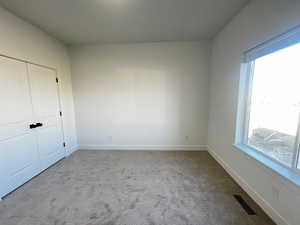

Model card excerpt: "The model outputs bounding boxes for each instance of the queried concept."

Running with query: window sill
[233,143,300,187]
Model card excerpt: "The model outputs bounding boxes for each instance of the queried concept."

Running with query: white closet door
[27,64,65,171]
[0,57,40,198]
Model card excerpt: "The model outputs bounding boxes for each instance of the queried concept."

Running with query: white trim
[78,145,207,151]
[234,63,250,143]
[207,145,290,225]
[244,24,300,62]
[66,145,79,156]
[54,69,67,158]
[242,61,255,144]
[292,109,300,169]
[234,144,300,187]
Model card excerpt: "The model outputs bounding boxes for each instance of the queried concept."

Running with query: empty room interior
[1,0,300,225]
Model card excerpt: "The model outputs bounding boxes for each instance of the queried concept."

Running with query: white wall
[207,1,300,225]
[70,42,210,150]
[0,6,77,154]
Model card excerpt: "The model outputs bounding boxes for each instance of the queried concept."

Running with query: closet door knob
[29,123,43,129]
[35,123,43,127]
[29,124,37,129]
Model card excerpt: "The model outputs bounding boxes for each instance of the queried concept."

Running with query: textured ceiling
[0,0,249,45]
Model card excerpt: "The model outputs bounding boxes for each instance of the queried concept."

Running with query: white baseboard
[207,146,289,225]
[66,145,79,156]
[78,145,207,151]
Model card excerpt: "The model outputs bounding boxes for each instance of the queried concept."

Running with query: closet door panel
[28,65,59,117]
[36,124,63,169]
[0,57,39,198]
[0,134,39,195]
[0,57,32,124]
[27,64,65,171]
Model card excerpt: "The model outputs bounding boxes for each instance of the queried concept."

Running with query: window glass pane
[247,43,300,167]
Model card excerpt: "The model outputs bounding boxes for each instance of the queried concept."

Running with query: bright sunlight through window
[236,27,300,175]
[247,43,300,167]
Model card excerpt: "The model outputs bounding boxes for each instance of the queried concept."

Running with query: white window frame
[235,25,300,184]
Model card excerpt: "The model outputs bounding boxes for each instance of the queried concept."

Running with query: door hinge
[56,77,59,83]
[59,111,62,116]
[63,142,66,147]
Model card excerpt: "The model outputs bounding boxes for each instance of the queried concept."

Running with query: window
[236,26,300,176]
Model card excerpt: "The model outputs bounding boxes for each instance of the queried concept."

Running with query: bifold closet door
[27,64,65,171]
[0,57,39,197]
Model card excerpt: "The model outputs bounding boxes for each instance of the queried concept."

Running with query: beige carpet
[0,150,275,225]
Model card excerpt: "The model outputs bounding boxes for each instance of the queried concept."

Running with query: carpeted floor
[0,150,275,225]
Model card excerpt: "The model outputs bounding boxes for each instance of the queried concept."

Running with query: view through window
[245,43,300,168]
